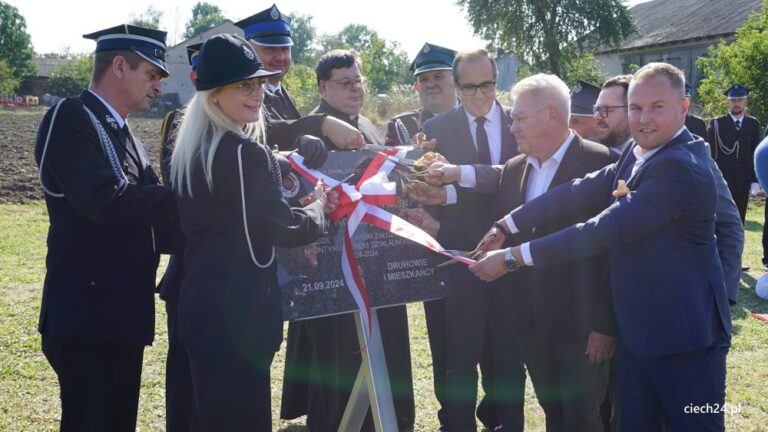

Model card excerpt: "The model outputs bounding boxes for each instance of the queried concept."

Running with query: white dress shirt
[505,132,575,264]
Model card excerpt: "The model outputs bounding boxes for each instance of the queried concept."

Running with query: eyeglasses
[231,79,266,97]
[459,81,496,96]
[327,77,365,90]
[593,105,628,118]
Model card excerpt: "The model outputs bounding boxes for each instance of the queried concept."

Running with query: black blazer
[310,99,383,149]
[496,135,618,343]
[34,90,178,346]
[176,132,325,353]
[264,85,302,121]
[708,114,761,187]
[685,114,707,139]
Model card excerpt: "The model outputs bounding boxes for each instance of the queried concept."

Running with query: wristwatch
[503,248,521,273]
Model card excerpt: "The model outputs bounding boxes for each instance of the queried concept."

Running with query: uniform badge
[243,46,255,60]
[422,44,431,54]
[280,172,301,198]
[105,115,118,130]
[270,5,279,19]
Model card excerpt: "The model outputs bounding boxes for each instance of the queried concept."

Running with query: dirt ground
[0,110,163,203]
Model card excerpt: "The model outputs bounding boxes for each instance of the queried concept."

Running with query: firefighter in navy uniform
[683,83,708,139]
[708,84,762,224]
[34,24,178,432]
[159,43,201,184]
[235,4,366,152]
[385,43,458,146]
[569,80,601,141]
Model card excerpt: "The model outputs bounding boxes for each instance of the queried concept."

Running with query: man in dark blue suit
[406,48,524,431]
[471,62,731,431]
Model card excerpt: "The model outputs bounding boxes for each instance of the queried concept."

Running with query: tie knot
[476,116,487,126]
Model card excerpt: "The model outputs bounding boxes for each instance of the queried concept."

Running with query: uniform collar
[86,89,126,128]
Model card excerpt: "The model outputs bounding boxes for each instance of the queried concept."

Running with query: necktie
[735,119,741,131]
[476,116,492,164]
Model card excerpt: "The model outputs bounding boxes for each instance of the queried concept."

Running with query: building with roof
[18,58,70,97]
[596,0,763,91]
[161,20,241,109]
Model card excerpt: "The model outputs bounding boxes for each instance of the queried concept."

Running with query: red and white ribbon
[288,152,474,335]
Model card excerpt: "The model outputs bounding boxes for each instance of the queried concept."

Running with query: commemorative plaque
[277,150,449,321]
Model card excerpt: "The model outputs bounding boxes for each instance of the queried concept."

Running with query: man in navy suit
[471,62,731,431]
[406,48,524,431]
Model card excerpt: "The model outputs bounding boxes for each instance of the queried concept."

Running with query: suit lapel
[452,106,479,163]
[281,87,302,119]
[499,105,519,162]
[549,135,583,189]
[626,129,694,189]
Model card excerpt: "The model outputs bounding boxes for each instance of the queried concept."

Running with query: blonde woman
[170,33,326,430]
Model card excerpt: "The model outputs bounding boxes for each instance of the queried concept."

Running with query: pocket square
[612,180,630,198]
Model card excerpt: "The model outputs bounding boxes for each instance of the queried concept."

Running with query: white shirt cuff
[458,165,477,188]
[444,185,457,205]
[520,242,534,266]
[504,214,520,234]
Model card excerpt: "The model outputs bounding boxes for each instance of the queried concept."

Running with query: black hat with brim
[83,24,169,77]
[570,80,601,116]
[410,43,456,75]
[234,4,293,47]
[186,42,203,69]
[195,34,280,91]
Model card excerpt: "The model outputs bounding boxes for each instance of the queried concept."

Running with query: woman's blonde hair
[170,88,267,197]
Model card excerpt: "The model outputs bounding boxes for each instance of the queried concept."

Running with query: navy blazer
[34,90,178,346]
[508,130,731,357]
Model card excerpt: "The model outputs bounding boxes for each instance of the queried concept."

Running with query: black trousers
[165,300,194,432]
[516,331,610,432]
[444,281,526,432]
[42,334,144,432]
[185,347,274,432]
[727,180,749,223]
[425,298,501,429]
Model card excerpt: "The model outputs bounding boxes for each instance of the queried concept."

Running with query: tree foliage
[457,0,635,76]
[316,24,410,94]
[130,6,163,30]
[0,1,36,82]
[47,55,93,98]
[516,51,607,88]
[288,13,316,66]
[697,0,768,125]
[282,63,320,116]
[184,2,226,39]
[0,59,19,94]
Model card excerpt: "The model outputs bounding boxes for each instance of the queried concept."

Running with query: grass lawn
[1,200,767,431]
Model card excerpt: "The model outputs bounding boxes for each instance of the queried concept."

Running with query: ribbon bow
[288,151,475,336]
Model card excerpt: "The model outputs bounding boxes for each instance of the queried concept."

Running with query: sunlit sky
[9,0,650,60]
